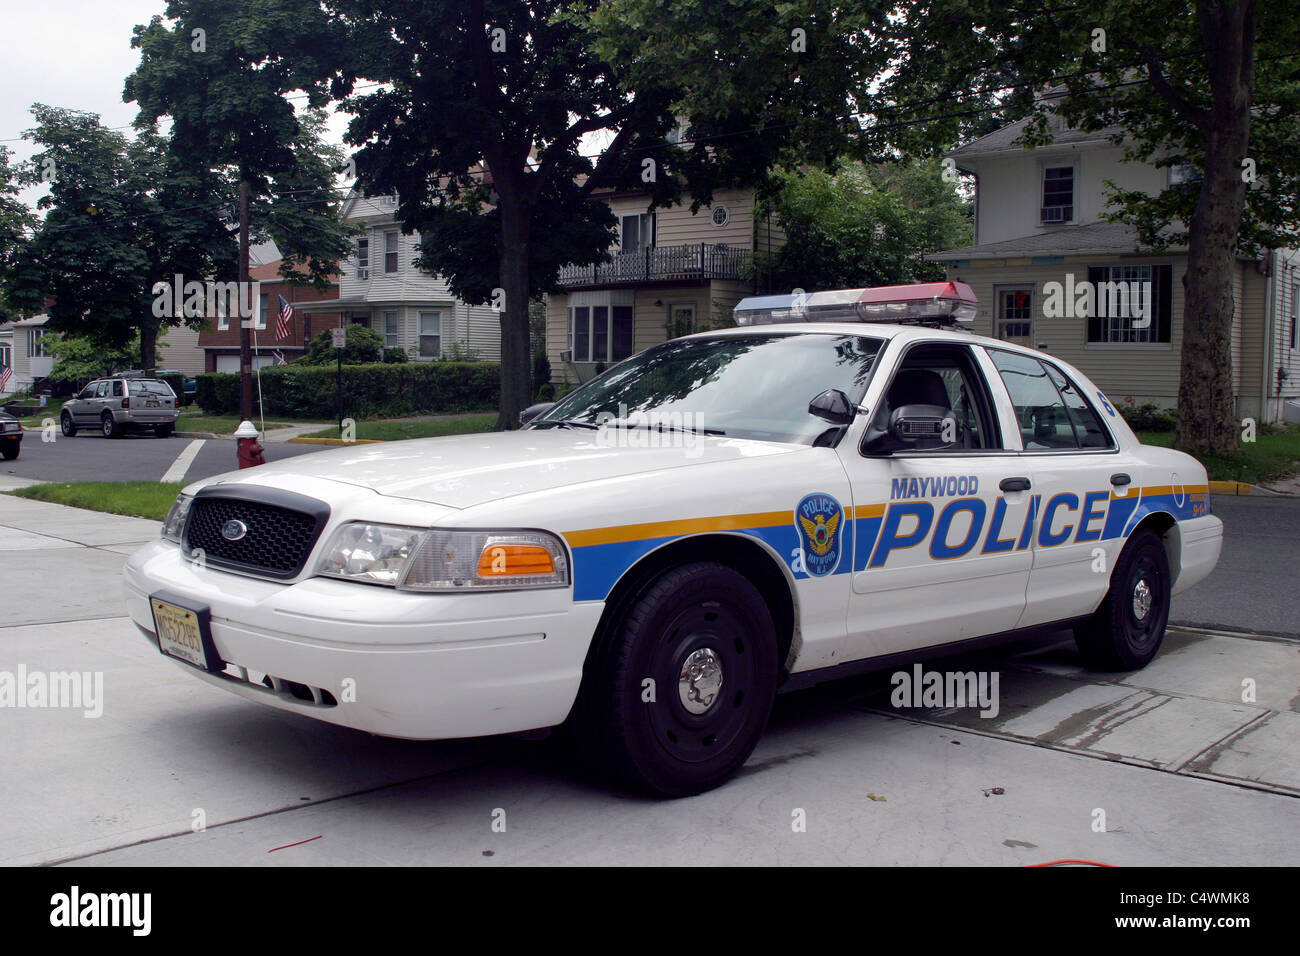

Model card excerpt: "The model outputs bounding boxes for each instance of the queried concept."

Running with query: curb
[287,437,384,446]
[1208,480,1253,495]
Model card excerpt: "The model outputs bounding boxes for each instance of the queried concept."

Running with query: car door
[983,347,1137,626]
[838,339,1034,661]
[76,381,104,424]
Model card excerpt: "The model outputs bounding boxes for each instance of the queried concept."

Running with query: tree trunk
[140,317,158,376]
[238,179,253,422]
[1174,1,1254,456]
[496,196,532,430]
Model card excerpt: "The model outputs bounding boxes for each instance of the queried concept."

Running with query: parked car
[0,411,22,459]
[61,377,179,438]
[121,368,197,406]
[125,282,1222,796]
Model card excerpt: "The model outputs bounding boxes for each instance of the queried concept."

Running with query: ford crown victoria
[123,282,1222,796]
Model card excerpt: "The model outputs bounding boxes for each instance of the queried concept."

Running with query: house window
[1291,282,1298,350]
[418,311,441,357]
[569,302,634,362]
[384,231,399,273]
[259,292,269,330]
[27,329,47,358]
[383,311,400,349]
[1041,167,1074,222]
[994,287,1034,345]
[620,213,656,254]
[0,345,10,368]
[356,238,369,277]
[667,303,696,339]
[1086,264,1173,344]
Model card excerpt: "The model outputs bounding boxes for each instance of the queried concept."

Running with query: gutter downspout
[1261,249,1276,424]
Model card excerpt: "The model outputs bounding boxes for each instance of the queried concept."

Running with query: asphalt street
[1,429,324,485]
[0,491,1294,866]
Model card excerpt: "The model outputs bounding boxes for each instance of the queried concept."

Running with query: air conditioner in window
[559,349,573,363]
[358,268,369,280]
[1040,206,1071,223]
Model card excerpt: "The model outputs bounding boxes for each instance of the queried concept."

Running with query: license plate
[146,399,160,407]
[151,595,219,672]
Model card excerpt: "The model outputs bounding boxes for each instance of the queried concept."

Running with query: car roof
[686,321,1049,359]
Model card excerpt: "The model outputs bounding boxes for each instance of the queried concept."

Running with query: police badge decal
[795,493,845,577]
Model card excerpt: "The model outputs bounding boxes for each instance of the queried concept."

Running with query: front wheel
[576,561,779,796]
[1074,527,1171,670]
[60,412,76,437]
[101,413,121,439]
[0,440,18,460]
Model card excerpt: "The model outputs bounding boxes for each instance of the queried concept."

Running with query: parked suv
[61,377,180,438]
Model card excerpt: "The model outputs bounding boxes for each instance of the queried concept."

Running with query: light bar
[733,281,978,326]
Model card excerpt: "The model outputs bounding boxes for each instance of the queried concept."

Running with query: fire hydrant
[234,420,265,469]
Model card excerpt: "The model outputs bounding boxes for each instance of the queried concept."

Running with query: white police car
[123,281,1222,796]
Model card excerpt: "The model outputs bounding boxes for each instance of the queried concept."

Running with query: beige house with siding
[295,190,501,362]
[932,117,1300,424]
[545,186,783,388]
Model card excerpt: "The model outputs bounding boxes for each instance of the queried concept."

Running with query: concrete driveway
[1,491,1295,866]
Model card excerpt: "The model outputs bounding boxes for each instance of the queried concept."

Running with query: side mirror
[890,404,958,445]
[519,401,556,426]
[808,388,856,426]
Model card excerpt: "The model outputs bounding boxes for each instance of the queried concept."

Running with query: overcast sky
[1,0,352,210]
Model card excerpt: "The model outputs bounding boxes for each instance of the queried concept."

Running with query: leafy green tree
[759,158,972,292]
[882,0,1297,455]
[46,332,153,382]
[0,148,35,323]
[125,0,356,416]
[298,324,385,365]
[8,106,234,373]
[329,0,880,428]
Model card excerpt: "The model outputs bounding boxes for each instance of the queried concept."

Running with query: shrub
[1116,397,1176,431]
[195,362,499,419]
[383,348,410,363]
[299,325,386,365]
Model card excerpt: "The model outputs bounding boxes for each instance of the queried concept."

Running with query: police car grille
[187,498,320,577]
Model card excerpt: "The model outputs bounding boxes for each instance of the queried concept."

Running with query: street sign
[332,327,347,349]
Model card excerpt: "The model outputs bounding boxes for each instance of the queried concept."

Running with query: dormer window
[1041,166,1074,223]
[384,231,399,273]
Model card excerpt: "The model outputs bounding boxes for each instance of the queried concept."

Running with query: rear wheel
[574,561,778,796]
[60,412,76,437]
[101,413,121,439]
[1074,527,1171,670]
[0,440,18,460]
[154,423,174,438]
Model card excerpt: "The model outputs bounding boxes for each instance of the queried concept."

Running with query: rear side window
[111,380,124,397]
[988,350,1113,450]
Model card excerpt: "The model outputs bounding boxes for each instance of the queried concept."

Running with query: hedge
[157,373,188,405]
[195,362,500,419]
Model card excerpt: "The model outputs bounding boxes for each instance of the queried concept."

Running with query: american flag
[276,295,294,340]
[0,363,10,392]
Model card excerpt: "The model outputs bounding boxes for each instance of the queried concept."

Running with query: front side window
[535,332,885,444]
[989,349,1112,450]
[418,311,441,357]
[863,343,1001,453]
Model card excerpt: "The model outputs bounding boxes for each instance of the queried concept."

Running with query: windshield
[534,332,884,444]
[128,380,174,397]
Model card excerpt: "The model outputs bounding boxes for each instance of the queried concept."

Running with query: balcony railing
[557,243,751,288]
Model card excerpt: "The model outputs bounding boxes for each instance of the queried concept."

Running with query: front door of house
[994,286,1035,347]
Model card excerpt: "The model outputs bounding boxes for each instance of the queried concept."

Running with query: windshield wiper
[604,420,726,436]
[531,419,600,430]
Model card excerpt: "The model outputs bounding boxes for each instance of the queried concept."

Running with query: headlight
[402,530,569,591]
[316,523,426,586]
[161,494,193,543]
[314,524,569,591]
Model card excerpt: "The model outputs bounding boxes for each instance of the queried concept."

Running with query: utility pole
[238,179,253,421]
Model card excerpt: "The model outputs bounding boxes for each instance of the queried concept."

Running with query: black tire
[0,440,18,460]
[1074,528,1172,670]
[574,561,779,797]
[101,413,121,439]
[155,423,174,438]
[60,412,76,437]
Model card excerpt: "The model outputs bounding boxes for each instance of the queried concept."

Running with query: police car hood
[205,430,803,510]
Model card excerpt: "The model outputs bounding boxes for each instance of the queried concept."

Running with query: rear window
[128,380,175,397]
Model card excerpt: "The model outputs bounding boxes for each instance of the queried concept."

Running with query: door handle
[1110,473,1132,487]
[999,477,1031,492]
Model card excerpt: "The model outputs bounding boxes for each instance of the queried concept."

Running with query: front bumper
[123,539,605,740]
